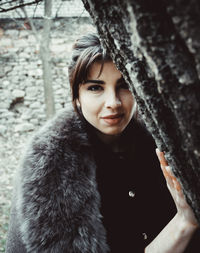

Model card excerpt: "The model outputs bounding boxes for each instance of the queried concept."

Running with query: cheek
[121,92,135,109]
[79,95,101,119]
[80,95,97,110]
[79,89,103,110]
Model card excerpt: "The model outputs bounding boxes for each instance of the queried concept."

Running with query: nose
[104,90,121,109]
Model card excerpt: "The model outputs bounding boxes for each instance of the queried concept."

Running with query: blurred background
[0,0,95,251]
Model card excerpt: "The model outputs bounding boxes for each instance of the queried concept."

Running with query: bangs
[72,48,110,98]
[68,33,112,115]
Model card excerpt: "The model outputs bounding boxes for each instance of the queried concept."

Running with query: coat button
[128,190,135,198]
[142,232,148,240]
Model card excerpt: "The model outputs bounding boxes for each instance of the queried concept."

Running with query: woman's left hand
[156,148,199,229]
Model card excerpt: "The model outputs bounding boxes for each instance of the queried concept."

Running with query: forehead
[87,61,122,79]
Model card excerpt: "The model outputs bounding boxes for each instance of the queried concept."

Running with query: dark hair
[68,33,111,112]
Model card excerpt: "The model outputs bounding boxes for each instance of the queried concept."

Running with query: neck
[95,130,124,152]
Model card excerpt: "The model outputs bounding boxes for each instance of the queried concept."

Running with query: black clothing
[91,120,176,252]
[91,119,200,252]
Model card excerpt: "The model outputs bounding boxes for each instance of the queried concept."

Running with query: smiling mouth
[101,114,124,125]
[102,114,124,119]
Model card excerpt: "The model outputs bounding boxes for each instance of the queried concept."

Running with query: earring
[76,99,81,108]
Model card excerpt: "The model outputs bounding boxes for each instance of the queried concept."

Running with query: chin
[101,127,124,136]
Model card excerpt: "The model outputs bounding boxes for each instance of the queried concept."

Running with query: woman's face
[78,61,135,137]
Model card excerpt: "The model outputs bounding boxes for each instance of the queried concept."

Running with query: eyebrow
[85,79,105,84]
[84,76,123,85]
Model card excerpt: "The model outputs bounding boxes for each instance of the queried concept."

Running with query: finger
[161,164,171,178]
[165,165,179,182]
[156,148,168,167]
[161,165,174,189]
[172,178,181,192]
[164,166,181,192]
[156,149,182,192]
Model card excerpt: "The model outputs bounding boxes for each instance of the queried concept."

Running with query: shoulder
[32,104,88,149]
[17,105,91,184]
[25,104,89,156]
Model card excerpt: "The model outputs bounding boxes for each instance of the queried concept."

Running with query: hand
[156,148,199,229]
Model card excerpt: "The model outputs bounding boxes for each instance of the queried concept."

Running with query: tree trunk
[82,0,200,222]
[40,0,55,119]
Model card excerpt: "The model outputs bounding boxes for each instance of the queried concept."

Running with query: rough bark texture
[82,0,200,222]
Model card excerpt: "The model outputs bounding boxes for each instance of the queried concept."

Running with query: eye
[87,85,103,92]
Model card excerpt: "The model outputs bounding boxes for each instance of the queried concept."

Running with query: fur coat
[6,107,109,253]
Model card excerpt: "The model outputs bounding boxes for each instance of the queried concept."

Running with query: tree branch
[0,0,43,13]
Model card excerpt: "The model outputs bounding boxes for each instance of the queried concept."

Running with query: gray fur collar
[16,107,109,253]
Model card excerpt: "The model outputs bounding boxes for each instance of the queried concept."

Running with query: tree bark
[40,0,55,119]
[82,0,200,222]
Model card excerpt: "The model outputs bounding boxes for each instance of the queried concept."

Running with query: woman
[6,33,199,252]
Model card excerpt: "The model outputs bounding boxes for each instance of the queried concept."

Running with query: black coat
[6,108,199,252]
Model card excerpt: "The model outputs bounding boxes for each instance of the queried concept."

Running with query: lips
[101,113,124,125]
[102,113,124,119]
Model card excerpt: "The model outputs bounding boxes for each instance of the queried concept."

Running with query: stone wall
[0,17,95,251]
